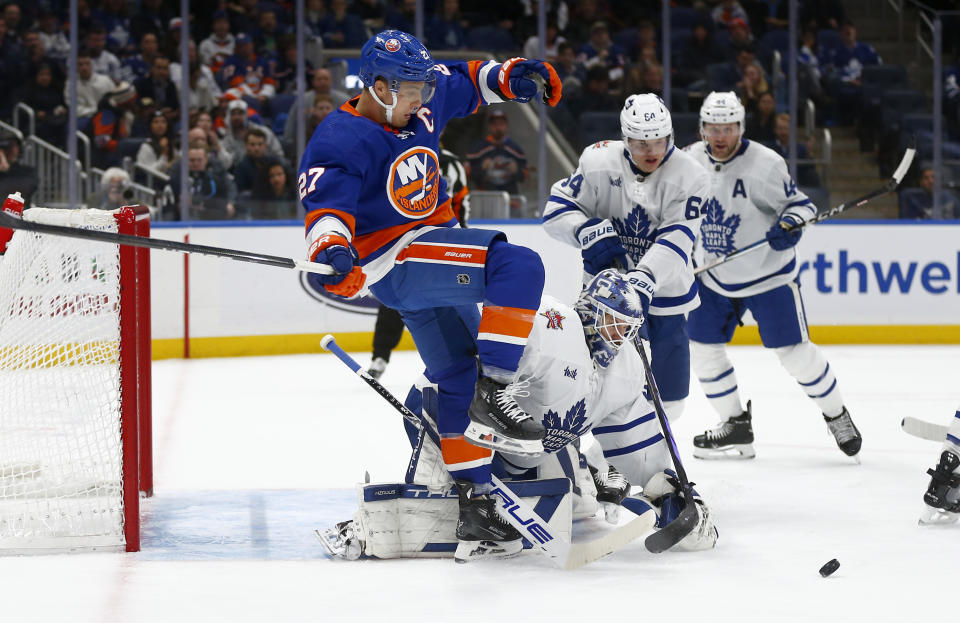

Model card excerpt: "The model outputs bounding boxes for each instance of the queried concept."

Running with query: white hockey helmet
[621,93,673,144]
[699,91,745,139]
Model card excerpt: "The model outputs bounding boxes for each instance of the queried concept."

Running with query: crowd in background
[0,0,958,220]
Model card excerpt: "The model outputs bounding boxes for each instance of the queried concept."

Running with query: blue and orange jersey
[299,59,506,284]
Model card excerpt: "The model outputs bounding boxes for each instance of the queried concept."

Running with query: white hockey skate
[316,520,364,560]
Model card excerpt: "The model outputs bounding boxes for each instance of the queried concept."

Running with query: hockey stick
[0,210,335,275]
[319,334,655,570]
[633,337,701,553]
[902,416,950,442]
[694,146,916,275]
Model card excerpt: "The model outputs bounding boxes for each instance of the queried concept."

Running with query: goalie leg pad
[321,479,572,559]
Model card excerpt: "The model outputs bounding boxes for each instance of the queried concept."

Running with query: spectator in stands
[136,111,176,176]
[711,0,749,30]
[130,0,172,45]
[737,62,769,114]
[676,20,721,88]
[745,90,776,145]
[623,61,663,100]
[253,7,288,57]
[35,8,70,63]
[282,69,350,145]
[318,0,368,48]
[121,32,160,84]
[552,41,583,91]
[72,50,117,121]
[87,166,134,211]
[900,164,960,220]
[272,34,317,96]
[821,20,880,128]
[428,0,467,50]
[227,0,260,35]
[465,108,528,198]
[0,18,27,117]
[522,15,565,62]
[726,17,753,52]
[85,23,123,83]
[577,21,626,89]
[170,40,223,106]
[945,55,960,125]
[234,127,281,196]
[221,33,277,112]
[565,64,620,121]
[220,99,285,166]
[189,113,234,170]
[134,56,179,122]
[17,62,67,146]
[164,144,236,220]
[384,0,416,34]
[163,17,184,61]
[771,113,821,188]
[93,0,133,54]
[249,162,297,219]
[200,10,235,74]
[2,1,25,38]
[87,81,138,169]
[564,0,613,48]
[22,28,64,86]
[0,129,39,207]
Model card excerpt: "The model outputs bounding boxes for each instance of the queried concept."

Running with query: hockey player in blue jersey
[300,31,563,551]
[685,92,862,460]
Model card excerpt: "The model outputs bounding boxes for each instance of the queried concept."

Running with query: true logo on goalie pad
[491,485,554,545]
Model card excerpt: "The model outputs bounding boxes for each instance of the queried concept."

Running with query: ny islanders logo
[387,146,441,219]
[699,197,740,255]
[542,399,589,453]
[384,37,401,52]
[612,206,654,263]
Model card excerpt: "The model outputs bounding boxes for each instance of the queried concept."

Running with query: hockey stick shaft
[319,334,654,569]
[0,210,335,275]
[693,147,916,275]
[633,337,700,553]
[901,416,950,443]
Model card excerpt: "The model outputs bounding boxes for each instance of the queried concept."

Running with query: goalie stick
[0,209,335,275]
[319,334,655,570]
[902,416,950,443]
[632,337,701,553]
[694,146,916,275]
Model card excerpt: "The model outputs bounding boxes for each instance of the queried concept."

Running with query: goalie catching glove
[625,469,718,552]
[494,57,563,106]
[308,232,366,297]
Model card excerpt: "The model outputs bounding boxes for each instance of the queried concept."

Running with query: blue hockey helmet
[359,30,436,104]
[576,269,645,368]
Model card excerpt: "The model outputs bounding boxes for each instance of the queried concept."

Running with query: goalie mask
[360,30,437,124]
[576,269,645,368]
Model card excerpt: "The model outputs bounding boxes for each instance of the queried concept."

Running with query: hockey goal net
[0,206,152,553]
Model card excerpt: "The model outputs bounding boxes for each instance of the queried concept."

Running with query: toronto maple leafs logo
[542,399,589,453]
[699,197,741,255]
[541,308,565,330]
[611,205,654,263]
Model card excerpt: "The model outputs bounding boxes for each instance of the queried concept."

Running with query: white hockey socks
[690,341,743,420]
[775,342,845,417]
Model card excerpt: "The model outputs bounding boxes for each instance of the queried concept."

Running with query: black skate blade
[644,497,700,554]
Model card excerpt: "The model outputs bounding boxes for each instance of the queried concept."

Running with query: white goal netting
[0,208,130,552]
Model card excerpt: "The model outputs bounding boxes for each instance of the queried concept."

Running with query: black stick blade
[643,494,700,554]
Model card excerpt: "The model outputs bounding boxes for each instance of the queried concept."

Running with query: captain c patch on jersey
[387,146,441,219]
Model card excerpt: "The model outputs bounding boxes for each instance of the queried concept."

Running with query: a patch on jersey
[542,399,589,453]
[563,366,577,379]
[541,308,565,330]
[387,146,441,219]
[699,197,741,255]
[592,140,610,149]
[612,206,654,263]
[609,176,622,188]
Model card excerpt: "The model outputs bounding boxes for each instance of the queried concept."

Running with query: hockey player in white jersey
[321,271,717,561]
[542,94,710,421]
[684,91,862,460]
[920,408,960,525]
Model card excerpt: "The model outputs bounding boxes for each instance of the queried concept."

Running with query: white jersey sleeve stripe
[591,412,656,436]
[658,223,696,243]
[785,198,813,208]
[656,238,689,264]
[601,432,664,458]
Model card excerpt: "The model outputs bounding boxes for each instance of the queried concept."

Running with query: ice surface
[1,345,958,622]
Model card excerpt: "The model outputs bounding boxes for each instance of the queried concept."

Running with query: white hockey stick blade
[490,475,654,570]
[901,417,949,442]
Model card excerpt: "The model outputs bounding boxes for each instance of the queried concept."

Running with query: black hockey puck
[819,559,840,577]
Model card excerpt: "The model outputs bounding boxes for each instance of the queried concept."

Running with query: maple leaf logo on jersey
[612,206,654,264]
[699,197,741,255]
[541,308,565,330]
[542,399,589,453]
[387,146,441,219]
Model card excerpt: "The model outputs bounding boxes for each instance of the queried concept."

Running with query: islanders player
[300,31,562,555]
[685,92,862,460]
[542,94,710,423]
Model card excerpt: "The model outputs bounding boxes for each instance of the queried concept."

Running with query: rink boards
[145,220,960,358]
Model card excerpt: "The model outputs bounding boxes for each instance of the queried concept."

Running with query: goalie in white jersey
[542,94,710,421]
[321,271,717,562]
[684,92,862,460]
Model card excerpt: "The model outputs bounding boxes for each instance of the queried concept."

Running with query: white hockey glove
[590,463,630,525]
[641,470,718,552]
[624,269,655,339]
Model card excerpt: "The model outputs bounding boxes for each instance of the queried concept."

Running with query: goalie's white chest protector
[686,139,816,298]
